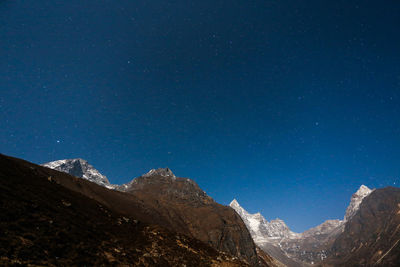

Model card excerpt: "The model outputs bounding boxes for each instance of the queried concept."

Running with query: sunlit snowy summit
[344,184,373,221]
[230,199,299,243]
[41,159,115,189]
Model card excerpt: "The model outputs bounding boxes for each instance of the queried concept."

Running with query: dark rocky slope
[1,154,273,266]
[322,187,400,266]
[120,168,260,265]
[0,154,249,266]
[40,159,263,266]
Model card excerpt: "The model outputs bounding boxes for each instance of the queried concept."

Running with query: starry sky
[1,0,400,232]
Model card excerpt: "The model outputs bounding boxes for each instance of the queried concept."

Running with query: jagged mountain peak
[142,167,176,178]
[344,184,373,221]
[231,185,376,265]
[229,200,298,243]
[230,198,240,207]
[43,158,86,167]
[229,199,251,219]
[41,158,112,188]
[355,184,372,196]
[114,168,215,206]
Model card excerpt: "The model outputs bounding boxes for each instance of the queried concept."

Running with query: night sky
[1,0,400,232]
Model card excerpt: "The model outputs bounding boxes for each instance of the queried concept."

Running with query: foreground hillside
[0,154,252,266]
[41,158,270,266]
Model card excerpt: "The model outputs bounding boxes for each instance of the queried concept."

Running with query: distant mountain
[42,159,115,189]
[230,199,299,242]
[230,185,373,265]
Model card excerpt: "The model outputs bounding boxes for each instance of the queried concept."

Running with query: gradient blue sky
[1,0,400,232]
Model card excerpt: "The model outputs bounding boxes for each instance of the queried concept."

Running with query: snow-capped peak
[229,199,298,244]
[229,199,252,219]
[43,158,86,169]
[230,199,240,208]
[143,168,176,179]
[344,184,373,221]
[231,185,373,248]
[41,158,112,188]
[355,184,372,196]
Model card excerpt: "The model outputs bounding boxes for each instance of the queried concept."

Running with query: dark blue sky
[1,0,400,232]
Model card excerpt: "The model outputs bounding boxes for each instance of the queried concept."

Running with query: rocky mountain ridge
[230,199,299,243]
[40,158,400,266]
[230,185,373,265]
[40,158,265,266]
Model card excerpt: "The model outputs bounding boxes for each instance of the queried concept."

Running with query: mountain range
[229,183,400,266]
[1,155,399,266]
[230,185,372,265]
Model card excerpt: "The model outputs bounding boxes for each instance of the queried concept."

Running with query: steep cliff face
[324,187,400,266]
[344,184,373,221]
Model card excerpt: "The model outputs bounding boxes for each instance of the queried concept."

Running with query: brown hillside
[0,154,251,266]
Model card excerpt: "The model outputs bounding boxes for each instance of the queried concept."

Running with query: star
[56,140,60,143]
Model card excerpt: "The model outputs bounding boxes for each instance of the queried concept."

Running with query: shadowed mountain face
[120,168,260,266]
[0,154,251,266]
[41,160,262,265]
[323,187,400,266]
[1,155,271,266]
